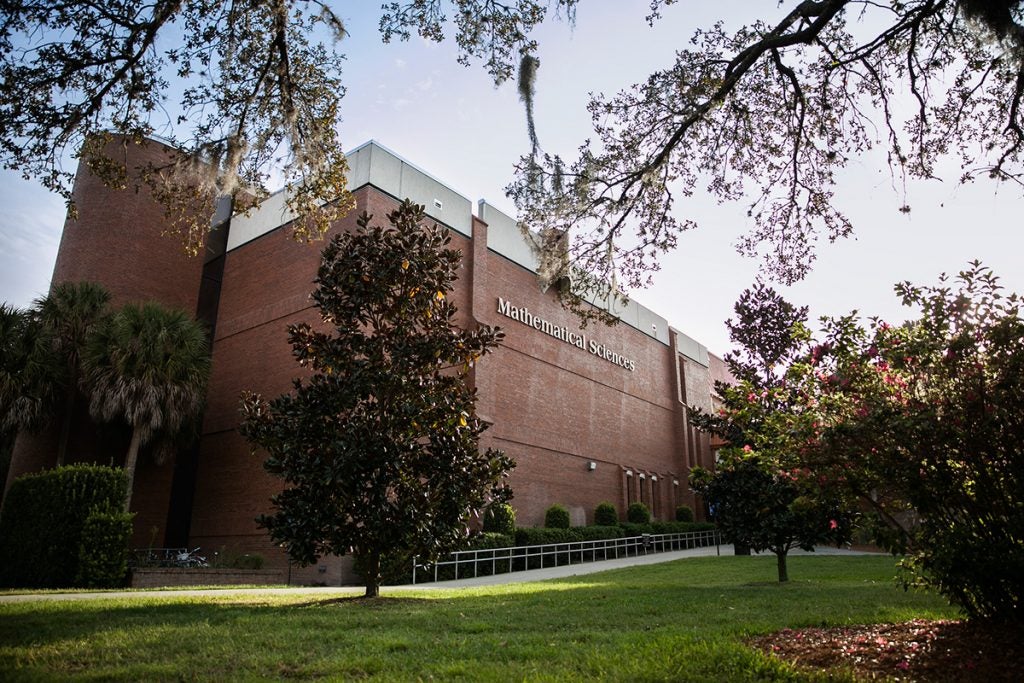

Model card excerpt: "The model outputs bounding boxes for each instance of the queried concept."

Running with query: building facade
[7,138,729,583]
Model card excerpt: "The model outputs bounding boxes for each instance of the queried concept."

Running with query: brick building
[6,138,728,583]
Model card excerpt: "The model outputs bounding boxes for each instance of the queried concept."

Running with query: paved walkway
[0,545,875,604]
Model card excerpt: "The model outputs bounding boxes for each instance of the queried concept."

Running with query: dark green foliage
[544,504,570,529]
[483,503,516,536]
[241,201,513,598]
[675,505,695,523]
[594,501,618,526]
[468,532,515,550]
[691,457,853,583]
[626,502,651,524]
[515,525,624,547]
[35,282,113,467]
[233,554,264,570]
[227,554,265,570]
[652,521,716,535]
[83,301,210,511]
[0,464,128,588]
[0,303,62,441]
[76,508,134,588]
[689,284,856,583]
[209,547,267,570]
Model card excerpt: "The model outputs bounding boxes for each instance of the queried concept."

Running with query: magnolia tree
[690,285,856,582]
[240,200,514,597]
[806,262,1024,622]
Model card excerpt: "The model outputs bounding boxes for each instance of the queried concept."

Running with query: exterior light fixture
[625,470,633,477]
[651,475,657,482]
[587,461,597,471]
[639,473,646,480]
[672,479,679,486]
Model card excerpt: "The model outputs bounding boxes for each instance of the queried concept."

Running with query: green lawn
[0,555,957,681]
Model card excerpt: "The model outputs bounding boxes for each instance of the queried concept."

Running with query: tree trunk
[776,550,789,583]
[364,552,381,598]
[122,427,143,512]
[55,389,75,467]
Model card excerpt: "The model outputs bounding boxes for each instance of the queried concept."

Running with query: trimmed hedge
[515,525,625,547]
[467,532,515,550]
[483,503,516,537]
[0,464,129,588]
[627,502,651,524]
[544,504,570,529]
[594,502,618,526]
[76,509,134,588]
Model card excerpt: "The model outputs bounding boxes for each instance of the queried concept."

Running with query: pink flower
[896,661,910,671]
[829,519,838,530]
[743,445,752,453]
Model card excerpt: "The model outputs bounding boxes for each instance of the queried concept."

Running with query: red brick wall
[15,155,718,559]
[190,184,714,552]
[51,137,207,311]
[471,237,691,526]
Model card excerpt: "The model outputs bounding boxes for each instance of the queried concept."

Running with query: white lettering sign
[496,298,637,371]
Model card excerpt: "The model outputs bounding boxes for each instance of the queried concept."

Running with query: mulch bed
[747,619,1023,681]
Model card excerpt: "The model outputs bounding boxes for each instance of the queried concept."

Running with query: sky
[0,1,1021,356]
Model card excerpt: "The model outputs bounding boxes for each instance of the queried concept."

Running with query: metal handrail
[411,530,721,584]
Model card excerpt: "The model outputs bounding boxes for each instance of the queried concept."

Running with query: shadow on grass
[290,595,428,609]
[0,556,955,651]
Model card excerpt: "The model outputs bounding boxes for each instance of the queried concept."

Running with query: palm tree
[34,282,111,466]
[1,304,54,493]
[82,302,210,511]
[0,304,61,438]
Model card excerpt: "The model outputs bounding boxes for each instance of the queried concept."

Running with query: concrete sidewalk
[0,545,873,603]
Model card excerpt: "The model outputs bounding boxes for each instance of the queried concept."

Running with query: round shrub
[627,502,651,524]
[483,503,516,536]
[594,502,618,526]
[544,504,570,529]
[675,505,695,523]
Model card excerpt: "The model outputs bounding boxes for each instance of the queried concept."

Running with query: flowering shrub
[809,263,1024,622]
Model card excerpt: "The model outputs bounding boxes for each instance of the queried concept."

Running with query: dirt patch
[748,619,1023,681]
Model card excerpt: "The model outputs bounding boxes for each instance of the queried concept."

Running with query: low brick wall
[130,568,287,588]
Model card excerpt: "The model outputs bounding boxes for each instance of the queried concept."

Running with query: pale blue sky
[1,1,1020,354]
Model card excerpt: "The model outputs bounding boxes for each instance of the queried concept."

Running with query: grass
[0,555,958,681]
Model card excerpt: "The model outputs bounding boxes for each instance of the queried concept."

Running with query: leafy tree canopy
[689,284,855,582]
[2,2,1020,294]
[239,200,514,598]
